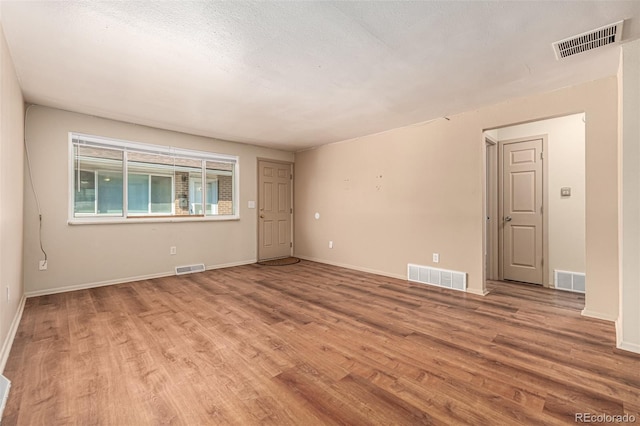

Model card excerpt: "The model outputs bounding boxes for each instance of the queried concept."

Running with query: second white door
[501,138,544,284]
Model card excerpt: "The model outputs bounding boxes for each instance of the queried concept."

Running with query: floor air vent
[0,374,10,421]
[407,264,466,292]
[553,20,624,60]
[175,264,205,275]
[554,270,585,293]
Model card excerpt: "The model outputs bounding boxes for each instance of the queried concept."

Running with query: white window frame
[68,132,239,224]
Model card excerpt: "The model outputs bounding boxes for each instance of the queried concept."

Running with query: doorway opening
[483,113,586,292]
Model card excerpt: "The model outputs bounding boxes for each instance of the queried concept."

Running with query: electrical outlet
[329,241,333,249]
[433,253,439,263]
[39,260,48,271]
[170,246,177,255]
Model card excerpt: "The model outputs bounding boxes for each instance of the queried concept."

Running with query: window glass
[71,134,237,221]
[189,178,219,215]
[73,145,123,217]
[96,171,123,214]
[174,159,202,216]
[127,174,149,214]
[151,175,172,213]
[206,180,219,215]
[206,160,234,216]
[74,170,96,214]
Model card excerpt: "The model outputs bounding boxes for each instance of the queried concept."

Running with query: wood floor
[3,261,639,425]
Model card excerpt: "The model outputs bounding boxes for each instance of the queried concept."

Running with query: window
[70,133,238,222]
[189,178,218,215]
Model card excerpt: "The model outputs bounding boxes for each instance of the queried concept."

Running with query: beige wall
[0,22,25,372]
[496,114,586,286]
[619,39,640,353]
[295,77,619,319]
[23,106,293,295]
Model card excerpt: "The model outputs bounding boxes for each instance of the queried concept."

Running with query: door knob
[505,216,512,222]
[260,214,265,219]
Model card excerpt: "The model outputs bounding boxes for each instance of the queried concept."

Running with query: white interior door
[501,138,544,284]
[258,160,292,261]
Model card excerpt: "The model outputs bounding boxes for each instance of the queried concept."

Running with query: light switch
[248,201,256,209]
[561,187,571,197]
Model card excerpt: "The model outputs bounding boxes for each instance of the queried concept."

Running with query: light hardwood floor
[3,261,639,425]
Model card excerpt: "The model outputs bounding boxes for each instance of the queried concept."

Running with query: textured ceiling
[2,1,640,151]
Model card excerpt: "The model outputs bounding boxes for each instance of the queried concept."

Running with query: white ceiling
[1,1,640,152]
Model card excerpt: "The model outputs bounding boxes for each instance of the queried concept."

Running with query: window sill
[68,215,240,225]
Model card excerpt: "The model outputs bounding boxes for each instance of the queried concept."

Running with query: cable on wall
[23,104,48,265]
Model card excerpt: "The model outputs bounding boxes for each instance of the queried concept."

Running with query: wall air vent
[0,374,10,421]
[554,270,585,293]
[175,264,205,275]
[552,20,624,60]
[407,264,466,292]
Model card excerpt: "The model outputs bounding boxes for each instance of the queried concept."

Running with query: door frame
[484,135,498,282]
[497,135,549,286]
[256,158,294,261]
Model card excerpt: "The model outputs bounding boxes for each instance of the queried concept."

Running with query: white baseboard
[25,259,257,298]
[296,256,406,280]
[467,287,490,296]
[617,339,640,354]
[297,255,487,295]
[207,259,257,271]
[581,308,617,322]
[0,295,26,374]
[615,318,640,354]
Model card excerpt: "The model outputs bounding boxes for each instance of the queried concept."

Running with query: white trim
[467,288,490,296]
[0,295,26,373]
[485,134,498,145]
[233,160,240,217]
[617,340,640,354]
[68,133,76,220]
[296,256,406,280]
[616,318,640,354]
[581,308,617,322]
[24,260,257,298]
[71,132,238,163]
[68,215,239,225]
[297,256,488,296]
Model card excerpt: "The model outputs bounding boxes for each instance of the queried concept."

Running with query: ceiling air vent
[552,20,624,60]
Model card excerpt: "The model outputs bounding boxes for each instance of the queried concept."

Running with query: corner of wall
[0,295,25,373]
[0,18,26,374]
